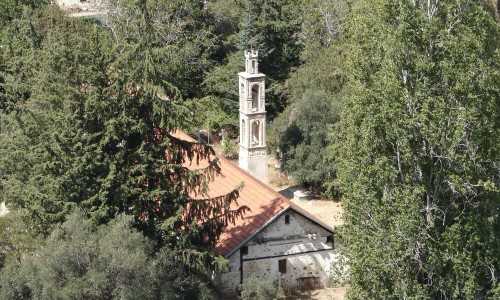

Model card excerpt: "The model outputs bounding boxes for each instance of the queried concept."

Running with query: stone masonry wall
[217,210,337,296]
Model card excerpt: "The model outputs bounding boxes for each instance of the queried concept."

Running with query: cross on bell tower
[238,50,268,184]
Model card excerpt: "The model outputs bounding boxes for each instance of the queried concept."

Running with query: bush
[329,228,350,287]
[239,276,277,300]
[329,250,350,287]
[221,132,237,159]
[0,210,218,300]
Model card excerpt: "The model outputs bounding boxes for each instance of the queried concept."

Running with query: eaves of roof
[224,205,334,258]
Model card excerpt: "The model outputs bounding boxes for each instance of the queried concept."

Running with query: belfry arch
[251,84,259,111]
[241,119,246,145]
[252,120,260,146]
[240,83,245,107]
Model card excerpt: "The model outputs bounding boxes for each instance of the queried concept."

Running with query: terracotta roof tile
[171,130,334,257]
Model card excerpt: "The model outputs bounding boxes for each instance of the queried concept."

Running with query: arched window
[241,119,246,145]
[251,85,259,111]
[240,83,245,108]
[251,60,256,74]
[252,121,260,146]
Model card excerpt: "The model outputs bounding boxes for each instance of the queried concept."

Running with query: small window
[278,259,287,273]
[241,246,248,255]
[285,215,290,224]
[327,235,334,247]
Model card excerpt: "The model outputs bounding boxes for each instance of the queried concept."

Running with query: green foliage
[0,0,49,29]
[0,212,41,270]
[0,1,247,271]
[329,250,350,287]
[221,130,237,159]
[202,0,304,129]
[239,275,278,300]
[327,226,350,287]
[239,0,303,117]
[299,0,350,48]
[268,0,350,194]
[0,211,217,300]
[333,0,500,298]
[0,6,107,231]
[192,1,244,132]
[99,0,217,99]
[198,52,243,130]
[206,0,243,45]
[270,88,338,190]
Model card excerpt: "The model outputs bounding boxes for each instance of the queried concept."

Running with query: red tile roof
[171,130,334,257]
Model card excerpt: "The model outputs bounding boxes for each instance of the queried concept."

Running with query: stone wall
[216,209,337,296]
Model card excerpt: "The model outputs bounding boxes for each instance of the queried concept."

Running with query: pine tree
[238,0,303,117]
[333,0,500,298]
[268,0,350,194]
[1,1,247,269]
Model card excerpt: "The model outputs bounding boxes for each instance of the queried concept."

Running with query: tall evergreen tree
[0,1,247,269]
[95,0,248,262]
[1,6,91,227]
[268,0,349,193]
[240,0,303,117]
[333,0,500,298]
[199,0,304,134]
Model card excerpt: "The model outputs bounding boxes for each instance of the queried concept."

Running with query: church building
[173,51,338,297]
[175,129,337,296]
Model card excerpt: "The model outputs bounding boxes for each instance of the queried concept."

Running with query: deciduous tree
[0,211,217,299]
[333,1,500,298]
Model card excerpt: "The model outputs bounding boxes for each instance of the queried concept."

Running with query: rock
[0,202,8,217]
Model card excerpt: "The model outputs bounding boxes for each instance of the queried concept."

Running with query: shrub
[239,276,277,300]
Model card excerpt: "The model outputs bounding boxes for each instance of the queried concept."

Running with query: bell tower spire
[238,50,268,184]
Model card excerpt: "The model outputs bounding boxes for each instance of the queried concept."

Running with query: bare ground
[267,156,344,229]
[276,186,344,229]
[286,286,348,300]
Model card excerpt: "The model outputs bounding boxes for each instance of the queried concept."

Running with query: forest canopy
[0,0,499,299]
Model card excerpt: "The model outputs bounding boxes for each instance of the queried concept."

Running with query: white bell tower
[238,50,268,184]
